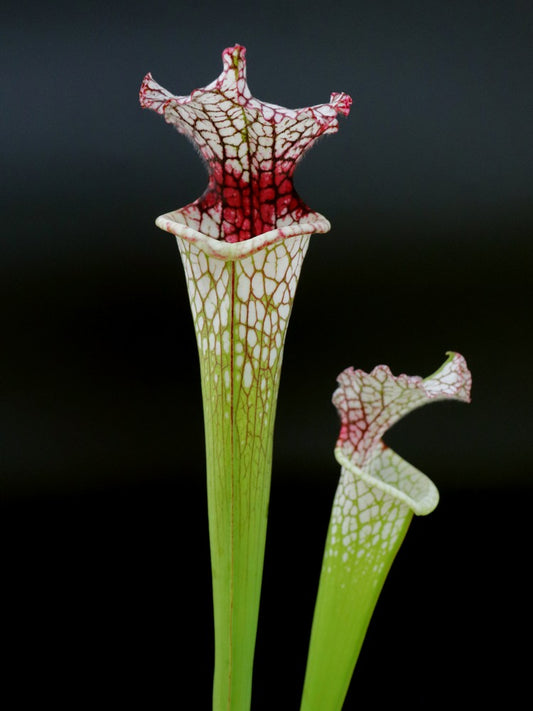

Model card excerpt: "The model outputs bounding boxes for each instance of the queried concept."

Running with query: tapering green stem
[177,234,310,711]
[301,466,412,711]
[199,260,278,711]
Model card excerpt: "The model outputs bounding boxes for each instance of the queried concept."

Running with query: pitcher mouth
[155,210,331,260]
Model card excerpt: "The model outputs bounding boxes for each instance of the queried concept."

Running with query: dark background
[2,0,531,707]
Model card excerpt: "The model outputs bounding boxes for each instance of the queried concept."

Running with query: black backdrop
[2,1,532,706]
